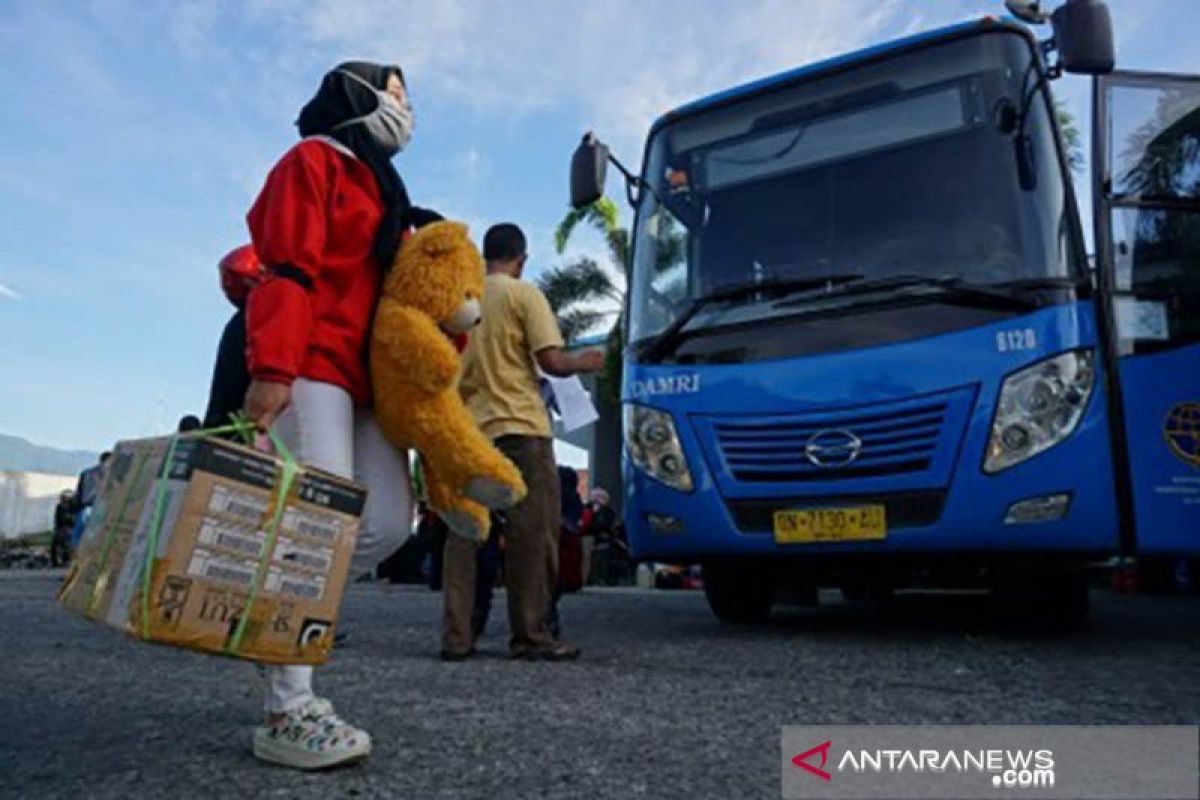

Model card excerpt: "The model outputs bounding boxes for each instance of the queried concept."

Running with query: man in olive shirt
[445,223,603,660]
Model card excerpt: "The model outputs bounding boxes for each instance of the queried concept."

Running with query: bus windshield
[629,29,1084,351]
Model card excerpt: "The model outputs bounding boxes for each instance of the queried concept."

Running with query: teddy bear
[370,221,527,542]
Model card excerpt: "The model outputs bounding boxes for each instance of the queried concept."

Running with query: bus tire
[702,560,774,624]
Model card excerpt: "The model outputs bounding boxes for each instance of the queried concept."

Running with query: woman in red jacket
[241,61,436,771]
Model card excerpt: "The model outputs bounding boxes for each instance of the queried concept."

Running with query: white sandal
[253,697,371,770]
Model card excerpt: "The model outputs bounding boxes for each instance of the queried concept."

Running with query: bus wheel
[702,560,774,624]
[991,568,1090,630]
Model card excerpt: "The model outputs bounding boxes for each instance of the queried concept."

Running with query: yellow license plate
[773,505,887,544]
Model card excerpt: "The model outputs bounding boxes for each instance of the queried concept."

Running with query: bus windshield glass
[629,30,1084,349]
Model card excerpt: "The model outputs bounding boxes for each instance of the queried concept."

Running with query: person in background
[547,465,584,639]
[177,415,202,433]
[202,245,264,429]
[559,468,584,528]
[579,487,611,587]
[239,59,438,771]
[444,223,603,661]
[69,452,111,551]
[73,452,110,508]
[50,490,76,567]
[587,487,618,586]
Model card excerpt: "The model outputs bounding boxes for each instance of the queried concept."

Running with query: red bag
[558,526,584,593]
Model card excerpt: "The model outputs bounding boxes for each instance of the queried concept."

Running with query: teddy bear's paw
[441,510,486,543]
[465,477,520,510]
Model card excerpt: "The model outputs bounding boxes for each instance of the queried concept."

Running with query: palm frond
[536,258,621,312]
[1055,100,1084,175]
[555,197,622,254]
[558,308,612,343]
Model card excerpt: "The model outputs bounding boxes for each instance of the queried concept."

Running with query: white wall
[0,471,75,539]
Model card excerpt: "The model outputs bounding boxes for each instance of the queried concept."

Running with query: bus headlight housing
[624,404,693,491]
[985,349,1095,473]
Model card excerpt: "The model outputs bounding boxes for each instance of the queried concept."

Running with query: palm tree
[537,256,623,343]
[1056,100,1084,175]
[555,196,630,268]
[537,197,629,401]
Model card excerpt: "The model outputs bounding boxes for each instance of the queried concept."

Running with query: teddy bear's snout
[442,297,482,335]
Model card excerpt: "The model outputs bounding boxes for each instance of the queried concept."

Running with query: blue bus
[570,1,1200,624]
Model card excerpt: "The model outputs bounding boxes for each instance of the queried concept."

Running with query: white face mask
[331,69,415,155]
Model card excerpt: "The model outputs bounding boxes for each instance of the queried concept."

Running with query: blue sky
[1,0,1196,452]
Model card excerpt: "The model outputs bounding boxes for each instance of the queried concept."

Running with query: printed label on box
[273,536,334,575]
[275,573,325,601]
[197,518,266,558]
[208,485,270,525]
[262,567,325,601]
[282,507,342,545]
[187,547,260,589]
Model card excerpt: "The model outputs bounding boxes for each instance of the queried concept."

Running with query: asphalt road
[2,571,1198,799]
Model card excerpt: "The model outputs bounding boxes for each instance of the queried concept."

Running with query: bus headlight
[985,349,1095,473]
[624,404,694,491]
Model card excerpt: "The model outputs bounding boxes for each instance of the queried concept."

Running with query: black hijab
[296,61,415,270]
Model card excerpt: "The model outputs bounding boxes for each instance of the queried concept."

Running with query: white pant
[265,379,412,714]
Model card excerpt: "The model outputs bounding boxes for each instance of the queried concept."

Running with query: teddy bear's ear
[417,221,469,257]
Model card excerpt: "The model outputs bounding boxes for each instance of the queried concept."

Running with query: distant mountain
[0,434,98,477]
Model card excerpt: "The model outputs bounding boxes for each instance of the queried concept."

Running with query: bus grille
[709,396,952,483]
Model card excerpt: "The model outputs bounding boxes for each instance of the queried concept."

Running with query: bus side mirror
[1051,0,1114,75]
[571,133,609,209]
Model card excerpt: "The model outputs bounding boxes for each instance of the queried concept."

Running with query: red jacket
[245,138,384,405]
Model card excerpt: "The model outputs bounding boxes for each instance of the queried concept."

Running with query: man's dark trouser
[442,435,560,654]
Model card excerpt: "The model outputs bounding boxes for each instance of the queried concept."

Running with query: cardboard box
[59,434,365,665]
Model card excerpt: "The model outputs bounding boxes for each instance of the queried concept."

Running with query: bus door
[1093,71,1200,554]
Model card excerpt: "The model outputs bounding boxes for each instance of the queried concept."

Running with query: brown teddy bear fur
[370,221,526,542]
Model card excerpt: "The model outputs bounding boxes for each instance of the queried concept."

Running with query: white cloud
[0,283,21,300]
[240,0,975,156]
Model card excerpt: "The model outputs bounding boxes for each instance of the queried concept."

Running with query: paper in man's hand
[544,374,599,432]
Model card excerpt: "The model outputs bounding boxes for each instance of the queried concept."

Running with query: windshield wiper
[637,273,863,363]
[988,276,1089,292]
[772,274,1039,312]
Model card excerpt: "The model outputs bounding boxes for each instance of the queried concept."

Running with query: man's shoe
[511,642,581,662]
[440,647,475,662]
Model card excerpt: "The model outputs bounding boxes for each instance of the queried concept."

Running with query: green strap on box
[83,449,151,618]
[134,414,301,657]
[223,427,298,656]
